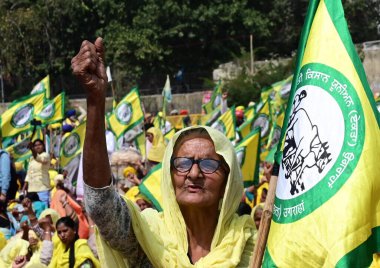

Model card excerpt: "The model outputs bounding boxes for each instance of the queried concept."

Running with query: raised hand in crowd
[72,37,111,189]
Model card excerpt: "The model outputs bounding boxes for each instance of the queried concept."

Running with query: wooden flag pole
[250,163,279,268]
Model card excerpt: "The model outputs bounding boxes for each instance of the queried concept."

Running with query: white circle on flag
[276,85,344,200]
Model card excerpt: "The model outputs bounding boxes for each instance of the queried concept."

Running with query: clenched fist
[71,37,107,100]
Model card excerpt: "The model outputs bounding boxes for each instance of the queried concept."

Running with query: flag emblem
[251,115,270,137]
[274,63,364,223]
[38,102,55,120]
[62,133,81,158]
[236,147,246,166]
[210,120,226,134]
[116,102,133,125]
[11,104,34,128]
[14,139,30,155]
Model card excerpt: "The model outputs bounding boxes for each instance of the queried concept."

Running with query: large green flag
[139,163,163,211]
[60,121,86,167]
[264,0,380,266]
[202,81,222,114]
[1,92,45,138]
[36,92,65,125]
[107,88,144,140]
[235,128,261,187]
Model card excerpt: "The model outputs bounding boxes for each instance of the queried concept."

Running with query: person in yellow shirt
[22,139,51,207]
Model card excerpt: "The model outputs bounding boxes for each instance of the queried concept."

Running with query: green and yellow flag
[235,128,261,187]
[202,81,222,114]
[1,92,45,138]
[238,99,271,140]
[208,107,236,141]
[133,131,147,161]
[264,0,380,266]
[164,128,176,143]
[60,121,86,167]
[6,128,43,162]
[244,104,256,122]
[36,92,65,125]
[107,88,144,139]
[139,163,163,211]
[31,75,50,98]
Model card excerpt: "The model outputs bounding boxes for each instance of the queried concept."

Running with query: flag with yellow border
[264,0,380,266]
[238,100,271,140]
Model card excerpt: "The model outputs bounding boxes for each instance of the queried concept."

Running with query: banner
[6,128,43,162]
[264,0,380,266]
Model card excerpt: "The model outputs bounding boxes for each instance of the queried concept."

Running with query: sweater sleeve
[84,182,152,267]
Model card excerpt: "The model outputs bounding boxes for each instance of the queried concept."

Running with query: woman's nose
[187,162,203,179]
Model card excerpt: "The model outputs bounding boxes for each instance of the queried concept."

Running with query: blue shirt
[0,150,11,195]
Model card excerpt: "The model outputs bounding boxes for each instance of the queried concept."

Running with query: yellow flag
[133,131,146,160]
[208,107,236,141]
[138,163,163,211]
[202,81,222,114]
[1,92,45,138]
[36,92,65,125]
[6,128,43,162]
[60,121,86,167]
[31,75,50,98]
[164,128,176,143]
[265,0,380,266]
[235,128,261,187]
[107,88,144,139]
[238,100,271,140]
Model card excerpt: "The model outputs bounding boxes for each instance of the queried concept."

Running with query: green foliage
[0,0,378,99]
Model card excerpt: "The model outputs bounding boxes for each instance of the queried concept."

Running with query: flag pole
[250,163,279,268]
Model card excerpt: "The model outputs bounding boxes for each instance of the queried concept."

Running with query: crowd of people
[0,38,272,267]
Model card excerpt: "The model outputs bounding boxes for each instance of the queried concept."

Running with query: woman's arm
[71,37,110,188]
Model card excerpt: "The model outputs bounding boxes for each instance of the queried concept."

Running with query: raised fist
[71,37,108,100]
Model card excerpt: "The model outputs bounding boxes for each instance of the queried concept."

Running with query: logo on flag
[274,63,364,223]
[211,120,226,134]
[116,102,133,125]
[236,147,246,166]
[11,104,34,128]
[14,139,30,155]
[62,133,81,158]
[38,103,55,120]
[251,115,269,137]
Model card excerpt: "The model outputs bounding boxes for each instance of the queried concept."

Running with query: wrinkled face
[171,134,228,209]
[33,141,44,154]
[57,223,76,246]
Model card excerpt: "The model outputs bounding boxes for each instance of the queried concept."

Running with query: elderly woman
[72,38,255,267]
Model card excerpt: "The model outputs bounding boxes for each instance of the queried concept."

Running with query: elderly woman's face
[171,135,227,209]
